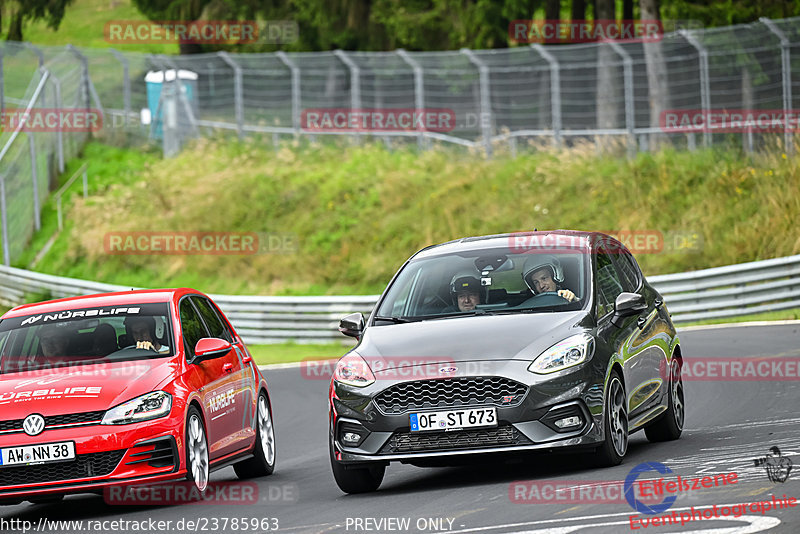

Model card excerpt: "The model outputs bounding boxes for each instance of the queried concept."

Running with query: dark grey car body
[329,231,684,492]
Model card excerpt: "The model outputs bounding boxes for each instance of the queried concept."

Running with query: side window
[180,299,210,358]
[595,247,625,318]
[191,296,233,342]
[614,251,641,292]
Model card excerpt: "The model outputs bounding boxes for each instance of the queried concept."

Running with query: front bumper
[0,413,185,500]
[331,359,607,464]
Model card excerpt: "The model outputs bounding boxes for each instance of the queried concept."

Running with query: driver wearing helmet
[522,255,578,302]
[448,274,483,312]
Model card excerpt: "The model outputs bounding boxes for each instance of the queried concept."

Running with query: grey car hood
[357,311,590,370]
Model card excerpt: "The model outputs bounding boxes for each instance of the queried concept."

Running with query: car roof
[411,230,616,260]
[2,288,201,318]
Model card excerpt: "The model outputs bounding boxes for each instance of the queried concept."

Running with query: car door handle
[242,354,252,364]
[223,363,234,373]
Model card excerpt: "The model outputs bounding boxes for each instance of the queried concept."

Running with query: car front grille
[380,425,528,454]
[374,376,528,415]
[0,411,104,434]
[0,450,125,488]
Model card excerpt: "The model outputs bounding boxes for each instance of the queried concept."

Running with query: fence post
[161,55,200,137]
[0,46,4,120]
[761,18,794,155]
[679,30,711,148]
[218,52,244,139]
[333,50,361,143]
[607,41,636,158]
[51,73,65,173]
[276,52,301,139]
[0,174,8,266]
[396,49,427,151]
[25,43,44,67]
[67,45,105,123]
[461,49,493,157]
[531,44,562,148]
[110,49,131,127]
[29,133,41,231]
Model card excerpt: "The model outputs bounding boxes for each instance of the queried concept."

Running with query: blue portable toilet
[144,69,198,139]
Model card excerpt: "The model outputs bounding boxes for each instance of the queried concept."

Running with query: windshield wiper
[373,316,413,324]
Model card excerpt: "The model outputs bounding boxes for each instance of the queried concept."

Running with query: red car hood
[0,358,179,418]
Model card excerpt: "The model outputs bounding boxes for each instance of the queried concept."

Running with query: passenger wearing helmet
[448,274,483,312]
[125,316,169,353]
[522,255,578,302]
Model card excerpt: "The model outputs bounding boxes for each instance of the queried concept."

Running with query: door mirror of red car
[193,337,232,361]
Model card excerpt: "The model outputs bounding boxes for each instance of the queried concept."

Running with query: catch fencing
[0,254,797,344]
[2,17,800,271]
[71,17,800,157]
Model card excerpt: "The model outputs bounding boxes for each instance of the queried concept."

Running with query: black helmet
[450,273,482,304]
[522,255,564,292]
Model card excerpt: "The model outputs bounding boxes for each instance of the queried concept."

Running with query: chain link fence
[2,17,800,265]
[79,16,800,156]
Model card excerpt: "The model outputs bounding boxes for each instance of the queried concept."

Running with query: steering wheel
[523,291,570,307]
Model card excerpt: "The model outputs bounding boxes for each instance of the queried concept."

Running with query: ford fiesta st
[329,230,684,493]
[0,289,275,504]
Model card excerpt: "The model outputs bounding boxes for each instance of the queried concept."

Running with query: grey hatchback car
[328,230,685,493]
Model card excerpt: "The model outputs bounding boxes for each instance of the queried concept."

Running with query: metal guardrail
[0,255,798,343]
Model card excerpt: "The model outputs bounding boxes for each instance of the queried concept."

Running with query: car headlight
[528,333,594,374]
[333,352,375,387]
[101,391,172,425]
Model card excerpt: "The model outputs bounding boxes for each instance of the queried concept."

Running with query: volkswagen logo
[439,367,458,374]
[23,414,45,436]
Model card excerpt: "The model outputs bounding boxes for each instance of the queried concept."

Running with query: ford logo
[439,367,458,374]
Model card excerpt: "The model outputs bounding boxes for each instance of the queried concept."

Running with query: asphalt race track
[2,323,799,534]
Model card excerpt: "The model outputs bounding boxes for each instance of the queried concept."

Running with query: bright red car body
[0,288,275,504]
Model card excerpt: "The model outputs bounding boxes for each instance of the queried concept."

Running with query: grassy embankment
[13,138,800,364]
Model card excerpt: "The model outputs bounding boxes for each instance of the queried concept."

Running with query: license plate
[0,441,76,467]
[410,407,497,432]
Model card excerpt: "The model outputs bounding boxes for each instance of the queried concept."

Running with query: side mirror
[611,292,647,327]
[194,337,232,361]
[339,313,364,339]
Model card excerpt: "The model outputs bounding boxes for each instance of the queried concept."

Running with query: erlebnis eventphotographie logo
[753,446,794,483]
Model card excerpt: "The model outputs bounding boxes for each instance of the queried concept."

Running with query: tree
[4,0,75,42]
[595,0,619,148]
[641,0,667,149]
[132,0,213,53]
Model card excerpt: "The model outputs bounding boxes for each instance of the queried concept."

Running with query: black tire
[234,392,276,478]
[645,358,684,442]
[594,370,628,467]
[185,406,209,495]
[329,423,384,494]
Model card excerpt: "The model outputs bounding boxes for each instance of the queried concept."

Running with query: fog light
[342,432,362,445]
[554,416,582,429]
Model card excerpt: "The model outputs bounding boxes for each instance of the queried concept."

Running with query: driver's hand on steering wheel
[136,341,156,351]
[557,289,577,302]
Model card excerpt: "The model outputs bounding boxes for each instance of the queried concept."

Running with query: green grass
[20,0,178,54]
[248,343,349,366]
[23,137,800,296]
[682,307,800,327]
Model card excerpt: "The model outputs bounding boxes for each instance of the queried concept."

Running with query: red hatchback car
[0,289,275,505]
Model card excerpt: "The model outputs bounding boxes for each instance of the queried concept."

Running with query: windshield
[375,248,590,321]
[0,302,173,374]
